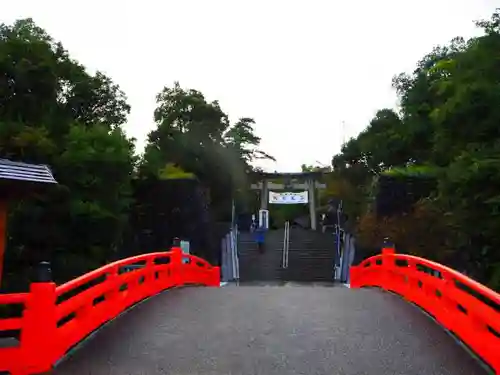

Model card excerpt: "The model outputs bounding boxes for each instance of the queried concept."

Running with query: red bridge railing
[350,245,500,373]
[0,247,219,375]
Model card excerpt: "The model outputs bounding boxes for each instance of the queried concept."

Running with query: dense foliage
[2,9,500,291]
[140,83,274,219]
[0,19,135,290]
[330,10,500,289]
[0,19,271,291]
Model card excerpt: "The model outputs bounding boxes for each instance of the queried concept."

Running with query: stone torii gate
[250,171,326,230]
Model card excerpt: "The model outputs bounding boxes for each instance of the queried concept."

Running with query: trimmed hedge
[375,173,437,217]
[122,177,221,264]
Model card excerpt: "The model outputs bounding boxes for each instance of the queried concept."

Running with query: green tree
[0,19,136,289]
[330,9,500,289]
[0,19,130,133]
[141,82,273,220]
[224,117,274,165]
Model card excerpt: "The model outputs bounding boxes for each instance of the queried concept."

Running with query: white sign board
[269,191,309,204]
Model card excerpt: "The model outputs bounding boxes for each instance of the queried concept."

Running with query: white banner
[269,191,309,204]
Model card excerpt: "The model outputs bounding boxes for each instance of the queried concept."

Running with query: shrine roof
[0,159,58,199]
[0,159,57,185]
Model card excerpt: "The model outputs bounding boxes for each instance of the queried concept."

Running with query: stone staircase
[284,227,336,282]
[237,226,336,283]
[238,229,285,282]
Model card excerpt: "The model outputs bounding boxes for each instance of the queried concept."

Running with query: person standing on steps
[255,224,266,253]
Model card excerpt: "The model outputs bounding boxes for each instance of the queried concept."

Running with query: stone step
[237,228,337,282]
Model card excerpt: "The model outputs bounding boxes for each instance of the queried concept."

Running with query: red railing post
[19,262,58,374]
[381,238,395,255]
[171,238,184,285]
[144,256,157,295]
[381,238,395,290]
[209,266,221,287]
[0,251,221,374]
[348,249,500,373]
[435,270,459,331]
[103,265,122,321]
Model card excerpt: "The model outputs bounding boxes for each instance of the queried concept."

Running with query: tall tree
[142,82,273,219]
[0,19,130,135]
[224,117,274,164]
[330,9,500,289]
[0,19,135,289]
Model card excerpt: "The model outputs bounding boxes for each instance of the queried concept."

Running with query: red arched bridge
[0,246,498,375]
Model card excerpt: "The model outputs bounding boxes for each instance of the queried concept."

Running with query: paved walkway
[54,285,485,375]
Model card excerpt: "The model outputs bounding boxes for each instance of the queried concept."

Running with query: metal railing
[282,221,290,269]
[221,226,239,282]
[231,226,239,281]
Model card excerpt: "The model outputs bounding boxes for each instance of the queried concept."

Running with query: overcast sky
[2,1,498,171]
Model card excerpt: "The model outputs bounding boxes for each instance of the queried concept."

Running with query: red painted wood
[0,248,219,374]
[351,248,500,373]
